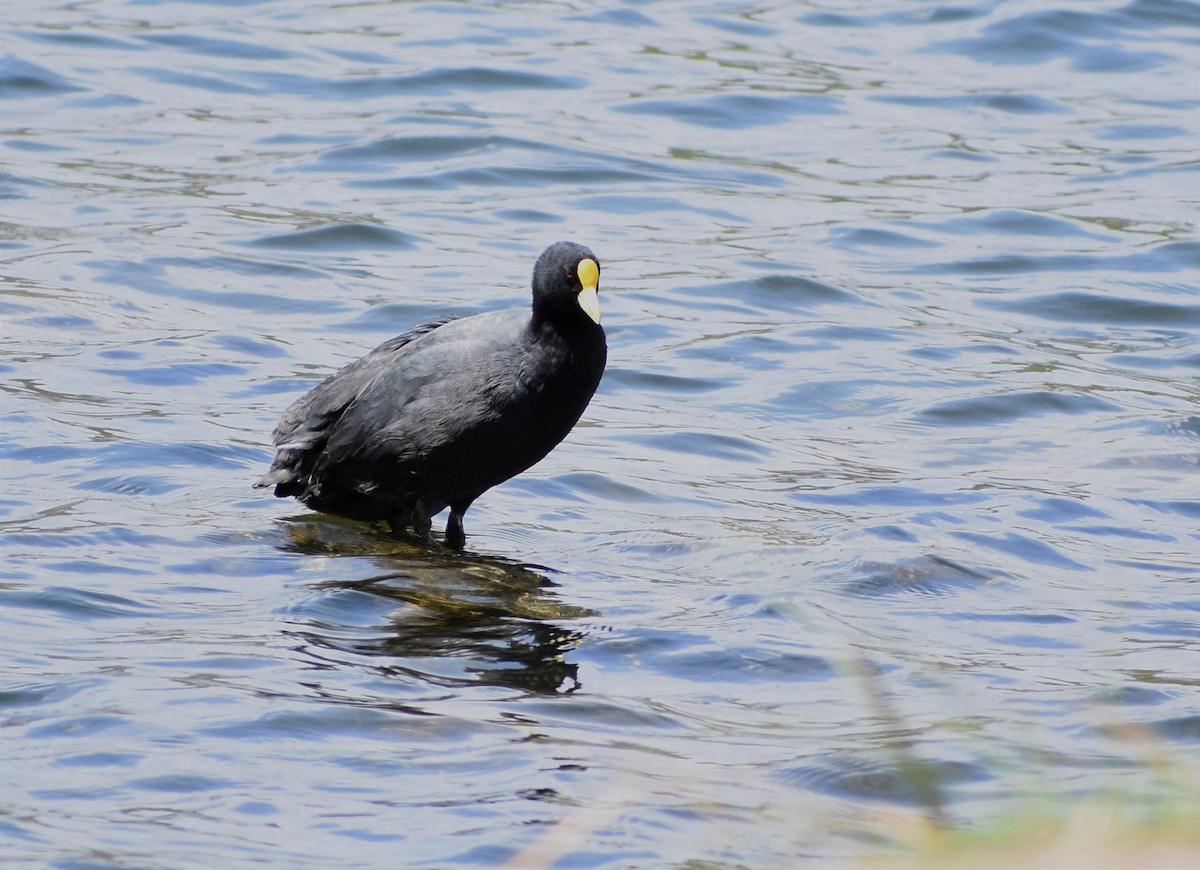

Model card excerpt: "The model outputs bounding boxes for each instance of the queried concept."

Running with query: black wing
[254,316,456,496]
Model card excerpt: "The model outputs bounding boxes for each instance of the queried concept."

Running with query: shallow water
[2,1,1198,867]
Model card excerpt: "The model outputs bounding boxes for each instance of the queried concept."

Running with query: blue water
[2,1,1198,867]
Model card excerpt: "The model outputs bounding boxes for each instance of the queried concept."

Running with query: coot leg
[411,502,432,541]
[387,508,412,538]
[445,510,466,549]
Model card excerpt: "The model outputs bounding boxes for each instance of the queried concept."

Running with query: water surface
[2,1,1198,867]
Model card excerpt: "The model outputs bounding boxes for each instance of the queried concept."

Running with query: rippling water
[3,1,1198,867]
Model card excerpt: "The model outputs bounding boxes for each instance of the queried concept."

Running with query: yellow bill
[576,257,601,323]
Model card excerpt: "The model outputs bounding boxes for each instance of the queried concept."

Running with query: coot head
[531,240,602,325]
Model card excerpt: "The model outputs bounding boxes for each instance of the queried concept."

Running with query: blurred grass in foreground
[855,654,1200,870]
[862,786,1199,870]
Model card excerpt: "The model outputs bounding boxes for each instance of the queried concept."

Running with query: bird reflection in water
[278,515,593,695]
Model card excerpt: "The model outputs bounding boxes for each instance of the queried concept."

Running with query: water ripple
[918,390,1122,426]
[843,556,997,598]
[928,7,1179,71]
[872,92,1070,115]
[88,257,349,314]
[780,754,989,805]
[980,289,1200,325]
[0,585,161,618]
[618,93,842,128]
[139,33,294,62]
[246,66,585,100]
[244,223,421,252]
[952,531,1094,572]
[669,274,862,316]
[0,54,87,98]
[909,242,1197,275]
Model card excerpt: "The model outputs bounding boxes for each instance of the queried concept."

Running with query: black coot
[255,241,607,547]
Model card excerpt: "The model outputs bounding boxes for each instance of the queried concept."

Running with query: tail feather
[253,467,294,489]
[254,444,311,498]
